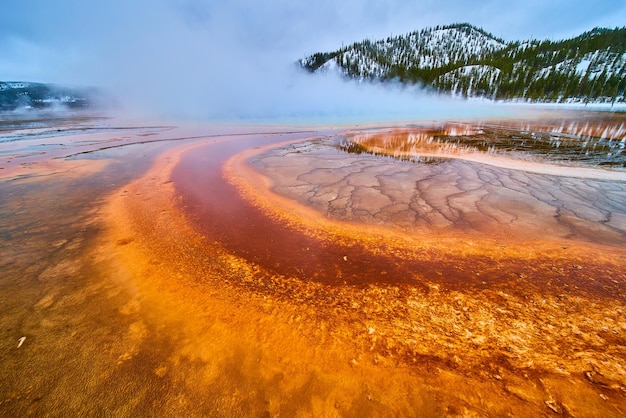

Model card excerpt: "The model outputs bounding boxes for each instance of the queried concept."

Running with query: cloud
[1,0,625,122]
[70,0,515,122]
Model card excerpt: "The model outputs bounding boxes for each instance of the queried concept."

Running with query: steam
[4,0,623,123]
[80,1,511,123]
[104,59,512,124]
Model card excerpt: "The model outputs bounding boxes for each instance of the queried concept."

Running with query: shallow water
[340,113,626,169]
[174,135,450,287]
[0,137,176,414]
[1,111,626,416]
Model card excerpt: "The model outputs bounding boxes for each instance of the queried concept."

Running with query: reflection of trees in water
[340,119,626,169]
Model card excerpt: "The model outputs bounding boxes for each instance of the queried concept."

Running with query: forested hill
[299,23,626,104]
[0,82,98,111]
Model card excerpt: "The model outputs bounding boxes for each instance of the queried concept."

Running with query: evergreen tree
[300,24,626,102]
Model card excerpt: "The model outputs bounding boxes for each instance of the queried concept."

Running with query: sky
[1,0,624,121]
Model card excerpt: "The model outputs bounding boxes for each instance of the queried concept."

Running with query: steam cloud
[3,0,624,123]
[82,1,509,122]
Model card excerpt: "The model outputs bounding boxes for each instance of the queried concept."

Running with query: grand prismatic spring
[1,109,626,416]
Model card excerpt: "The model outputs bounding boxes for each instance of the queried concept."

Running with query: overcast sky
[1,0,624,120]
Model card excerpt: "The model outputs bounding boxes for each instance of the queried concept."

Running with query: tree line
[300,24,626,103]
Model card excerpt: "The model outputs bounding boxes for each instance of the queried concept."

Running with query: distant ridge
[0,81,99,112]
[300,23,626,104]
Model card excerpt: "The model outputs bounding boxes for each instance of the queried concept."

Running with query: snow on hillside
[324,24,507,79]
[0,81,98,111]
[437,65,502,97]
[300,23,626,103]
[0,82,31,90]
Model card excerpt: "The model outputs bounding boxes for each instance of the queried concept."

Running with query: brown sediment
[0,157,111,181]
[103,124,626,416]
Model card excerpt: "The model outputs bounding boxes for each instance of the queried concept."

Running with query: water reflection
[2,110,626,416]
[340,116,626,169]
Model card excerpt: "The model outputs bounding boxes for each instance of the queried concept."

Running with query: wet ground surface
[338,113,626,169]
[252,138,626,247]
[0,136,174,415]
[1,110,626,416]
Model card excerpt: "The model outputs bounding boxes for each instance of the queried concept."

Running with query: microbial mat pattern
[1,111,625,416]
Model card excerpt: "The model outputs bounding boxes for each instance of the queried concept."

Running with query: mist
[3,0,625,123]
[76,0,510,123]
[102,56,513,124]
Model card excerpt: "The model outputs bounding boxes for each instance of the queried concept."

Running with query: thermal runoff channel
[1,109,626,416]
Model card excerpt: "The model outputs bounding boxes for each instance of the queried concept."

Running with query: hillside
[300,23,626,104]
[0,81,98,111]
